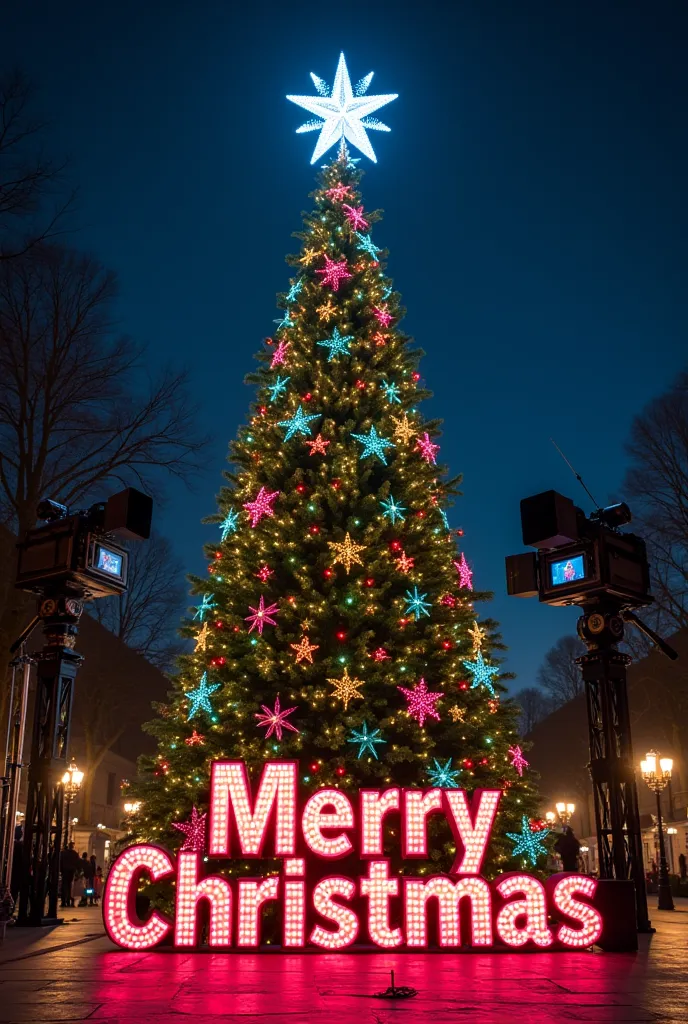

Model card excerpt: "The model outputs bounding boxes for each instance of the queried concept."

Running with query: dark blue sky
[4,0,686,689]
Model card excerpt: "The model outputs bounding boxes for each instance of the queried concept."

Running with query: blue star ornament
[351,425,396,465]
[278,404,321,441]
[317,326,353,361]
[286,278,303,303]
[287,53,398,164]
[427,758,460,788]
[380,494,406,524]
[356,232,382,260]
[186,672,220,721]
[348,721,386,759]
[462,651,499,697]
[404,586,431,620]
[267,375,290,403]
[219,509,239,541]
[193,594,217,621]
[274,312,295,330]
[381,380,402,404]
[506,816,551,866]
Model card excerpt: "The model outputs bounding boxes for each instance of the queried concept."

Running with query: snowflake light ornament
[255,694,299,741]
[416,432,440,464]
[342,204,368,230]
[404,586,431,620]
[172,807,207,852]
[348,721,386,759]
[380,495,406,524]
[509,745,530,777]
[506,816,550,866]
[245,595,280,635]
[287,53,397,164]
[398,677,443,726]
[427,757,460,788]
[380,379,402,404]
[454,552,473,590]
[267,375,290,403]
[219,509,240,540]
[193,594,216,621]
[327,667,365,710]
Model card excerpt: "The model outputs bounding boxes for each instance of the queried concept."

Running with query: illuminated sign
[104,761,607,952]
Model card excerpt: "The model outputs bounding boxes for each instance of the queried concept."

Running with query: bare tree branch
[90,533,187,670]
[515,686,556,734]
[536,635,586,707]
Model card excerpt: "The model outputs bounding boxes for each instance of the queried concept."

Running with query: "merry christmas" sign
[104,760,607,951]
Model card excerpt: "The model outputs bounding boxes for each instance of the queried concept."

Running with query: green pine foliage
[130,151,541,881]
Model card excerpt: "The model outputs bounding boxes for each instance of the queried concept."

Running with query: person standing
[59,843,80,908]
[679,852,687,880]
[77,852,93,907]
[88,855,97,906]
[554,826,582,872]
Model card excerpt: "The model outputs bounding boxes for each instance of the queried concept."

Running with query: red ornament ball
[336,630,346,641]
[303,392,312,402]
[335,766,346,777]
[365,578,375,588]
[309,524,320,534]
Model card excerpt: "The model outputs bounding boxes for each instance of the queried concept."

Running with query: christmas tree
[130,56,541,895]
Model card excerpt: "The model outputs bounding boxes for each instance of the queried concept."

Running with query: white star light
[287,53,397,164]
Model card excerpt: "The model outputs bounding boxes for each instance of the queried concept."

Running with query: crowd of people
[59,843,104,907]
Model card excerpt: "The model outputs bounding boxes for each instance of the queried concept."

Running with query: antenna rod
[550,438,600,509]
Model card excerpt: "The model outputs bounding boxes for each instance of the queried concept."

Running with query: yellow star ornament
[468,621,487,652]
[327,667,365,710]
[290,635,319,664]
[391,413,415,445]
[194,622,210,653]
[448,705,466,723]
[328,532,366,574]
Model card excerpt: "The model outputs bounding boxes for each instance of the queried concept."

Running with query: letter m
[209,761,297,856]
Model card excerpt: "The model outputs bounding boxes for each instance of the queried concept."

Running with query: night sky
[3,0,686,690]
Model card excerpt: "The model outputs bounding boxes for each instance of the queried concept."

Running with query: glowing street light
[124,801,141,816]
[640,750,674,912]
[61,759,84,845]
[554,802,576,825]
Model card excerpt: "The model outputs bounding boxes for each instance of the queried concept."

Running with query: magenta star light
[416,432,440,464]
[172,806,207,852]
[398,677,443,726]
[255,694,299,741]
[342,204,368,230]
[270,340,290,368]
[372,306,394,328]
[243,486,279,527]
[509,745,530,777]
[454,552,473,590]
[316,255,352,291]
[245,594,279,635]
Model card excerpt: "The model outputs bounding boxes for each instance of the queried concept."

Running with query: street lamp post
[61,760,84,848]
[554,802,576,826]
[640,751,675,912]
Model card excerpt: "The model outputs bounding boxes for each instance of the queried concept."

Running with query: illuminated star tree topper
[287,52,398,164]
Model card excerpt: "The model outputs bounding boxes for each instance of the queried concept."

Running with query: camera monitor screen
[96,545,123,579]
[550,553,586,587]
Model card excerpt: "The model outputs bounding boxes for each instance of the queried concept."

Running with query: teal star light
[348,721,386,760]
[355,232,382,260]
[380,495,406,524]
[381,380,402,404]
[427,758,460,788]
[274,312,295,330]
[186,672,220,721]
[219,510,239,541]
[351,425,396,465]
[267,375,290,403]
[404,586,431,620]
[278,404,321,441]
[317,326,353,361]
[286,279,303,303]
[463,651,499,697]
[193,594,216,621]
[506,816,551,866]
[438,507,450,530]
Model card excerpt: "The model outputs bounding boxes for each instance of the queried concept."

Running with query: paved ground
[0,899,685,1023]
